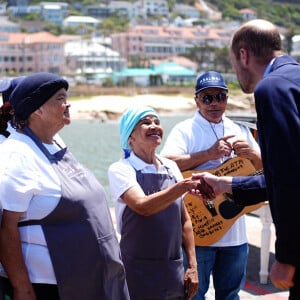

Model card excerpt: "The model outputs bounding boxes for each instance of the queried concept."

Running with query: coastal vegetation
[208,0,300,29]
[7,0,300,95]
[15,1,300,35]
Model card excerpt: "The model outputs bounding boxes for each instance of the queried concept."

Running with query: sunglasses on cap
[200,92,228,105]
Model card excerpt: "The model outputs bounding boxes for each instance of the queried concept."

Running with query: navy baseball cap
[0,76,25,103]
[195,71,228,95]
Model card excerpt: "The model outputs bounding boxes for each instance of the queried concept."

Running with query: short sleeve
[160,124,189,156]
[108,160,138,203]
[0,151,40,212]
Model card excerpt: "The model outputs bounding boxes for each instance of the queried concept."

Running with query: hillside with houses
[1,0,300,87]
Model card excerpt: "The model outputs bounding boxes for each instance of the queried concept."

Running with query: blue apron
[20,126,130,300]
[121,167,185,299]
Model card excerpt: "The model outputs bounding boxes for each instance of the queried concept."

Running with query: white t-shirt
[108,152,183,233]
[0,123,65,146]
[160,112,261,247]
[0,131,63,284]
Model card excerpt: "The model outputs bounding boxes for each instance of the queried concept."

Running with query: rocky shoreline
[69,93,256,121]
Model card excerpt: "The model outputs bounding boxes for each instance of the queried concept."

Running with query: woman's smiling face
[129,115,163,151]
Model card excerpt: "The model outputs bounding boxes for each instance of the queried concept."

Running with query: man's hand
[232,139,253,159]
[270,260,295,290]
[188,173,215,199]
[191,172,233,199]
[232,139,262,170]
[207,135,235,160]
[184,266,198,299]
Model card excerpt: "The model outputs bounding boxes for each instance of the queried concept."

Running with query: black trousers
[0,277,59,300]
[289,267,300,300]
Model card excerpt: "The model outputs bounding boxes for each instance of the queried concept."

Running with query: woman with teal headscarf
[108,106,199,300]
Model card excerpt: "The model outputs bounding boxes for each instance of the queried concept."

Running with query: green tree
[128,55,150,68]
[18,13,40,21]
[167,0,176,11]
[214,47,232,73]
[42,22,63,36]
[100,16,130,36]
[102,77,114,87]
[284,26,297,55]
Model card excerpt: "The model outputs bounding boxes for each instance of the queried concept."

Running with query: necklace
[209,119,226,163]
[209,120,224,140]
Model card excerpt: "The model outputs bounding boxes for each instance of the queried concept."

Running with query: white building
[64,38,126,77]
[40,2,68,25]
[135,0,169,18]
[0,16,21,32]
[7,3,40,16]
[109,1,138,19]
[63,16,100,28]
[173,4,200,19]
[0,3,7,15]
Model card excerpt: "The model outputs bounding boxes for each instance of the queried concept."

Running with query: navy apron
[19,127,130,300]
[121,168,185,300]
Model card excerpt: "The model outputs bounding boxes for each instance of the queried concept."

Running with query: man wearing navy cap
[161,71,262,300]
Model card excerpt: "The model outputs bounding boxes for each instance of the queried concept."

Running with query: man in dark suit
[197,19,300,299]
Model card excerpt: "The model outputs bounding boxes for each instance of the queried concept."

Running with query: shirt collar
[195,110,225,125]
[127,151,165,171]
[263,57,277,78]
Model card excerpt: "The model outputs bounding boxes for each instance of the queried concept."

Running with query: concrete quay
[205,213,289,299]
[109,208,289,299]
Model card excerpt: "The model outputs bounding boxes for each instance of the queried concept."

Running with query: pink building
[0,31,65,75]
[111,25,232,61]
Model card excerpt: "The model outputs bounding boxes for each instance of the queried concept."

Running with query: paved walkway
[204,213,289,299]
[239,214,288,299]
[109,208,289,299]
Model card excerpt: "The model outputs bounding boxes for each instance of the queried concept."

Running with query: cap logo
[195,71,227,95]
[198,75,222,85]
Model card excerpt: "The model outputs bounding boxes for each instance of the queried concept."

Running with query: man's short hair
[231,19,282,60]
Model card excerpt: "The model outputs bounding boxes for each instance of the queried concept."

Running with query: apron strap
[23,126,67,163]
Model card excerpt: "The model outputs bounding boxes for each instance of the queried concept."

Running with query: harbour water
[59,113,193,206]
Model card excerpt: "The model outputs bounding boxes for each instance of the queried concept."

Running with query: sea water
[60,113,193,206]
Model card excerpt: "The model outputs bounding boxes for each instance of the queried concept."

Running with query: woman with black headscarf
[0,76,25,141]
[0,72,129,300]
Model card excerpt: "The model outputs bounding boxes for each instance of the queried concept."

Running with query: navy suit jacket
[232,175,267,205]
[254,55,300,266]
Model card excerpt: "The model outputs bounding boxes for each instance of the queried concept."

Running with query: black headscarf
[10,72,69,122]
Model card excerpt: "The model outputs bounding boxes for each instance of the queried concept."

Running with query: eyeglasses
[200,93,228,105]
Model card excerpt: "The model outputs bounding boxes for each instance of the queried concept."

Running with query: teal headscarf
[119,106,159,158]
